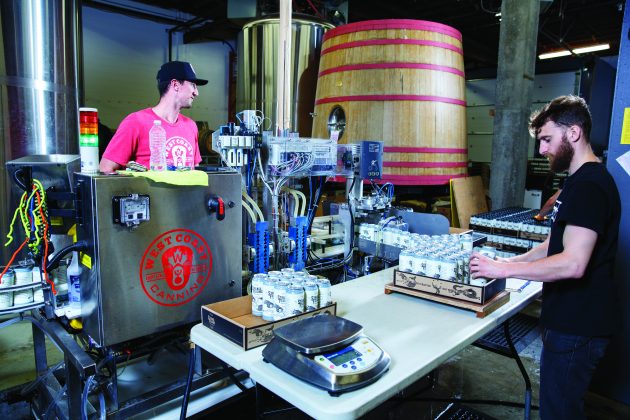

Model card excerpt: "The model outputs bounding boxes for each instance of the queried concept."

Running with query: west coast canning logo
[166,136,194,167]
[139,229,213,306]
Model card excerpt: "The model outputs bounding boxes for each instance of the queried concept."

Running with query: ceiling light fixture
[538,43,610,60]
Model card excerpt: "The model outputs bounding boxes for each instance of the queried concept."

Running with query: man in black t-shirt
[469,95,621,420]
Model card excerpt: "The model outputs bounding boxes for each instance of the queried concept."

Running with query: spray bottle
[67,251,82,313]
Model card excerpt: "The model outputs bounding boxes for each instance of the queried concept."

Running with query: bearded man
[469,95,621,419]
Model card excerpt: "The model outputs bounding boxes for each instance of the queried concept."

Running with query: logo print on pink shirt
[165,136,194,167]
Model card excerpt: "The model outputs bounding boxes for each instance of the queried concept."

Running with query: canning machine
[1,155,243,418]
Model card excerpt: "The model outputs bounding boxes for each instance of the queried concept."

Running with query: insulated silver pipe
[0,0,80,262]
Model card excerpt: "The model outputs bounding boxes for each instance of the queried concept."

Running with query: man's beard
[549,132,574,173]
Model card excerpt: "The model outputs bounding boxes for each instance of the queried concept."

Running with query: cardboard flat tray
[201,295,337,350]
[392,270,506,304]
[384,282,510,318]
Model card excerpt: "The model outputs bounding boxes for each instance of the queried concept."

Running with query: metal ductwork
[0,0,80,261]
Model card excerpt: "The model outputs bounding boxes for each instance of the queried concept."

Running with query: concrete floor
[1,303,629,419]
[0,316,64,390]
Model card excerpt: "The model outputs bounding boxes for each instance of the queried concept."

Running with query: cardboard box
[393,270,505,304]
[201,295,337,350]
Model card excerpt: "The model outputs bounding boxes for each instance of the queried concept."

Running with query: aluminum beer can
[307,274,319,282]
[316,278,332,306]
[303,281,319,311]
[14,266,33,285]
[31,266,42,283]
[285,285,305,316]
[251,274,266,316]
[0,268,15,309]
[280,268,295,274]
[274,280,291,320]
[0,268,15,287]
[479,246,497,260]
[425,257,440,278]
[399,250,414,273]
[440,257,457,281]
[13,289,33,305]
[262,277,277,321]
[33,286,44,303]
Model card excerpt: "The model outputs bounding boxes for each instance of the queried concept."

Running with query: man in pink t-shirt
[99,61,207,172]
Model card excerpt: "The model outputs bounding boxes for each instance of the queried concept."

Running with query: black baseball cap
[156,61,208,86]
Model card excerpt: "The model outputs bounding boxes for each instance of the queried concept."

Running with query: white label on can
[262,284,275,320]
[440,261,457,281]
[318,286,332,306]
[426,260,440,278]
[285,290,304,316]
[251,280,264,315]
[304,287,319,311]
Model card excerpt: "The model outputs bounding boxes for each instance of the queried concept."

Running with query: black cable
[307,176,325,234]
[306,177,356,273]
[180,346,195,420]
[45,240,89,272]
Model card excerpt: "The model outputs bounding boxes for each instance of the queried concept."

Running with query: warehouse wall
[82,6,231,132]
[466,71,581,163]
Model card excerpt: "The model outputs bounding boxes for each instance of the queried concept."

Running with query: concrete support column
[489,0,540,209]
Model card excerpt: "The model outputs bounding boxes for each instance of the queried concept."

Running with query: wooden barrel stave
[312,19,467,185]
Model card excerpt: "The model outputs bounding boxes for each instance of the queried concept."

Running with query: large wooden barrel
[312,19,467,185]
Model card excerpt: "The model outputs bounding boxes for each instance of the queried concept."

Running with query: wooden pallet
[384,282,510,318]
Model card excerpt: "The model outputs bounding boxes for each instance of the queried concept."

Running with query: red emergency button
[207,196,226,221]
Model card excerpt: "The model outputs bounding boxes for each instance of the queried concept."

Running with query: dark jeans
[540,328,610,420]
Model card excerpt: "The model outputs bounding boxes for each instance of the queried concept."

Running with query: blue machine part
[248,221,269,273]
[360,140,383,179]
[288,216,309,270]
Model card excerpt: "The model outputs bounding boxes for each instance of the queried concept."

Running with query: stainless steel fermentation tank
[237,15,333,136]
[0,0,80,262]
[75,171,242,346]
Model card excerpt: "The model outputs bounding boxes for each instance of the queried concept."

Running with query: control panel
[313,336,383,374]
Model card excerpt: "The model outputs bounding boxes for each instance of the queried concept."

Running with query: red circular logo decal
[139,229,213,306]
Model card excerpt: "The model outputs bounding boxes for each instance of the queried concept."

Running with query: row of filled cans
[0,266,49,309]
[399,250,475,284]
[485,234,543,248]
[359,226,474,251]
[251,273,332,322]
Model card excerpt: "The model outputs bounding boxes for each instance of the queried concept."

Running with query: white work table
[191,268,542,420]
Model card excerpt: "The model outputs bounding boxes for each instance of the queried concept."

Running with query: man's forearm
[99,157,123,173]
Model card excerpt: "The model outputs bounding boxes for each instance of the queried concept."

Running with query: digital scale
[262,314,391,395]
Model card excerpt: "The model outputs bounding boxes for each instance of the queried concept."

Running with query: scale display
[326,348,361,366]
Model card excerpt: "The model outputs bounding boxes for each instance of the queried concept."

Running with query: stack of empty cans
[469,207,551,255]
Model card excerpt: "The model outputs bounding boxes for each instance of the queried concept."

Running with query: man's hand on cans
[469,252,508,280]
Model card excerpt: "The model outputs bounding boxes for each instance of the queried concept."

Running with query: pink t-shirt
[102,108,201,169]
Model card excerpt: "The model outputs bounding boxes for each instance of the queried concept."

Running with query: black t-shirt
[542,162,621,336]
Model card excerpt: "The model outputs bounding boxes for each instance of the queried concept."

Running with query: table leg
[220,360,249,392]
[255,383,263,420]
[503,320,532,420]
